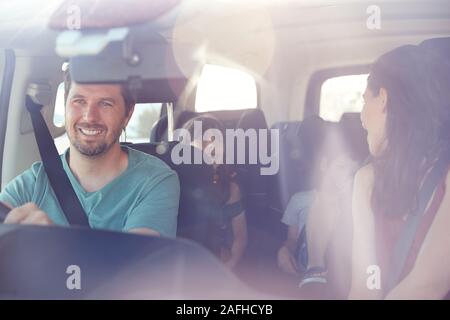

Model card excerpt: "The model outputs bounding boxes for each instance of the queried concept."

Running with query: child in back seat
[182,115,248,270]
[277,117,327,276]
[277,116,367,297]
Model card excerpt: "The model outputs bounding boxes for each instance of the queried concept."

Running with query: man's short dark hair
[63,65,136,115]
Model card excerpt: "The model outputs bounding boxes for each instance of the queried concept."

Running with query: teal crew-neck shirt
[0,147,180,237]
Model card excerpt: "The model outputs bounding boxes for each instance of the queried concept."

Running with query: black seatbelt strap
[25,95,89,227]
[387,148,450,292]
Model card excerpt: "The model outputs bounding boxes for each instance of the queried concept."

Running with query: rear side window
[125,103,162,143]
[195,64,257,112]
[54,82,65,128]
[53,82,162,153]
[320,74,368,122]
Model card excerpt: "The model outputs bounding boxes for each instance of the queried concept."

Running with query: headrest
[236,109,268,130]
[176,111,198,128]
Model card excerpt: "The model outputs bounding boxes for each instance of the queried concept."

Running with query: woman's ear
[379,87,388,112]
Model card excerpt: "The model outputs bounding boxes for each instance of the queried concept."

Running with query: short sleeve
[123,171,180,237]
[281,191,315,229]
[0,163,40,208]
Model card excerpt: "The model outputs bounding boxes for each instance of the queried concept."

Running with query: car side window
[53,82,162,153]
[125,103,162,143]
[319,74,368,122]
[53,82,65,128]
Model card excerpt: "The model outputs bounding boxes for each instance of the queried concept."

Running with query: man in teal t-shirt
[0,66,180,237]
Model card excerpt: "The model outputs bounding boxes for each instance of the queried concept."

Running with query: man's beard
[72,140,109,157]
[68,126,123,157]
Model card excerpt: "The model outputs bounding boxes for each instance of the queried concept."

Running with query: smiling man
[0,67,180,237]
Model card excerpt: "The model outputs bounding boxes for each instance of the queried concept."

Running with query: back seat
[141,108,276,262]
[270,113,368,214]
[150,108,262,142]
[150,110,198,143]
[269,120,316,211]
[141,111,369,254]
[337,113,369,163]
[233,109,275,260]
[234,109,270,224]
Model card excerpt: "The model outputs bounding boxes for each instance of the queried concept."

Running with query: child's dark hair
[183,114,236,204]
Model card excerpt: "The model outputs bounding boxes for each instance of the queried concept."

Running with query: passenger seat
[149,110,198,143]
[234,109,280,262]
[234,109,270,224]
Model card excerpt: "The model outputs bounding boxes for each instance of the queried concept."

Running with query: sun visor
[56,27,191,103]
[64,33,185,81]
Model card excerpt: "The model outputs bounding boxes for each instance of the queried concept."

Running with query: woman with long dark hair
[349,44,450,299]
